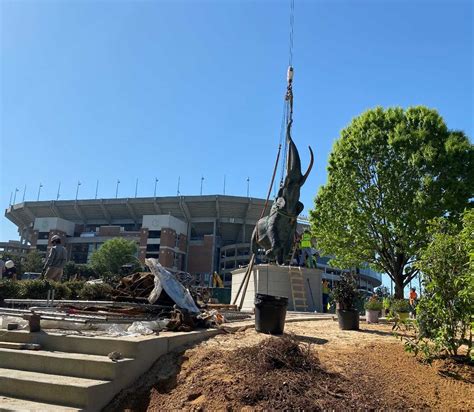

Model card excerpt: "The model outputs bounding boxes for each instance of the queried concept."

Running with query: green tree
[90,238,138,276]
[413,210,473,358]
[310,106,473,298]
[23,251,44,273]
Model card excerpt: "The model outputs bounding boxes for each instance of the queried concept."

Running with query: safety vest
[300,232,311,248]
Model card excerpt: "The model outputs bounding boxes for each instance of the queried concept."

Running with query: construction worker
[300,229,314,268]
[42,235,67,282]
[322,279,330,313]
[409,287,418,318]
[4,260,17,281]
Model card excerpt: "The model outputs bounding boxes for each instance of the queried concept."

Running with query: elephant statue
[251,124,313,264]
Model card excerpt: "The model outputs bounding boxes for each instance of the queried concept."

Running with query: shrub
[391,299,411,313]
[78,283,113,300]
[0,280,22,300]
[62,281,86,299]
[331,273,359,311]
[407,210,473,359]
[364,296,383,311]
[19,280,71,300]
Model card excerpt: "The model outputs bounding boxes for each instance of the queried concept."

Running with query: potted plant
[332,273,360,330]
[391,299,411,320]
[364,296,383,323]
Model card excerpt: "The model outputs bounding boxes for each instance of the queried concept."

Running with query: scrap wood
[114,272,156,300]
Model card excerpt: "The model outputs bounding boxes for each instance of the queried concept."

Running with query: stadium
[4,195,381,289]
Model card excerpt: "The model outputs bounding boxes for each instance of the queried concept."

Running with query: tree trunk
[394,277,405,299]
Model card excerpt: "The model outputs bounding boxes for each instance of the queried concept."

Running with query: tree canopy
[23,251,44,273]
[310,106,473,298]
[90,238,138,276]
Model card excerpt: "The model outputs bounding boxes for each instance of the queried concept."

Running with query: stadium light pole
[154,178,158,197]
[116,179,120,198]
[56,182,61,200]
[200,176,204,195]
[37,183,43,201]
[95,180,99,199]
[75,181,81,200]
[246,177,250,197]
[13,188,19,204]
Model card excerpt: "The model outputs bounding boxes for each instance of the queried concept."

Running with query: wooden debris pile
[112,272,156,301]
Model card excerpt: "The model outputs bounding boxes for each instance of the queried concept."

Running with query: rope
[260,144,282,219]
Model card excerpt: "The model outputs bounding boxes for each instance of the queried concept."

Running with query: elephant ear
[296,201,304,215]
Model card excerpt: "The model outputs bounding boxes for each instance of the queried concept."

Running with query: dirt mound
[111,334,379,411]
[227,335,353,410]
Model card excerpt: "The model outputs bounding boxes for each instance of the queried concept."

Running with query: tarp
[145,258,200,314]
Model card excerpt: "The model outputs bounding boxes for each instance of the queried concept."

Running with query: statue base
[231,264,323,312]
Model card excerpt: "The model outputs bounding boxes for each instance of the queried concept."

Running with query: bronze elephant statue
[251,127,313,264]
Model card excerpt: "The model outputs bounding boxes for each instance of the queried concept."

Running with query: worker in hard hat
[4,259,17,281]
[42,235,68,282]
[300,229,314,268]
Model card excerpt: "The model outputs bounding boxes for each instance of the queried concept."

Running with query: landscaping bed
[106,319,473,411]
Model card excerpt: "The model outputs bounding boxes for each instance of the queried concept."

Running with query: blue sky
[1,0,472,288]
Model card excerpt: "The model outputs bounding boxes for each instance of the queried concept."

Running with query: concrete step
[0,367,111,410]
[0,395,80,411]
[0,348,133,380]
[0,330,140,357]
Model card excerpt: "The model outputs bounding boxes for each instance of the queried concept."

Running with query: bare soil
[106,320,473,411]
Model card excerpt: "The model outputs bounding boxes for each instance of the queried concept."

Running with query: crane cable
[263,0,296,217]
[279,0,295,190]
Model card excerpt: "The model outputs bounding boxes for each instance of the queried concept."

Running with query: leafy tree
[411,210,473,359]
[311,106,473,298]
[90,238,138,276]
[23,251,44,273]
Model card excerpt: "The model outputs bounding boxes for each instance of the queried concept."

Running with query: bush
[19,280,71,300]
[62,281,86,299]
[0,280,23,300]
[391,299,411,313]
[78,283,113,300]
[331,273,359,311]
[64,262,97,280]
[407,210,473,359]
[364,296,383,311]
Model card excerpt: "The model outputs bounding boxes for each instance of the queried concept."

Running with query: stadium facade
[4,195,381,289]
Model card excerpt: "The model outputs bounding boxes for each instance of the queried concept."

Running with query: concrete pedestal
[231,264,323,312]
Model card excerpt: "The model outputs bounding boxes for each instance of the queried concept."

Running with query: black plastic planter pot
[255,293,288,335]
[337,309,359,330]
